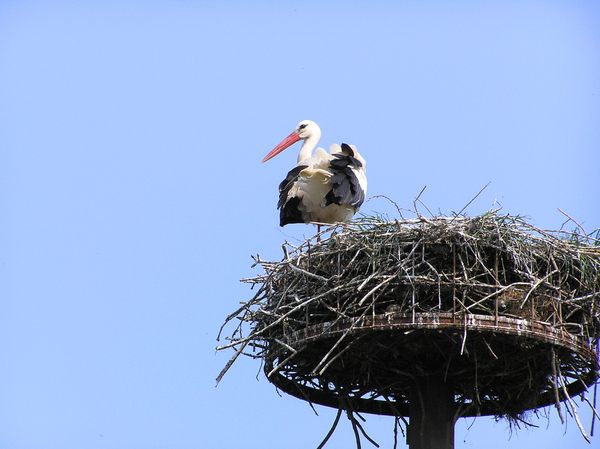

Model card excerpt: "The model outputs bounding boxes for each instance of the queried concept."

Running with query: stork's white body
[262,120,367,227]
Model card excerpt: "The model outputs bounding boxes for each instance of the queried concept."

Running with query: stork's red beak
[262,132,301,163]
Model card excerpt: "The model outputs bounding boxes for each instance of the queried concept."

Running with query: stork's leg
[317,224,321,242]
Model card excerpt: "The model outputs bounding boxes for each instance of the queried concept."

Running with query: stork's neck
[297,132,321,164]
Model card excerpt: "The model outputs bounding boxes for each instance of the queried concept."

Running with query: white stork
[262,120,367,233]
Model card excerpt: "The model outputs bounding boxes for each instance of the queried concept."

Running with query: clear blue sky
[1,1,599,448]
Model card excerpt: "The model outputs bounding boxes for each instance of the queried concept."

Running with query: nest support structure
[218,213,600,443]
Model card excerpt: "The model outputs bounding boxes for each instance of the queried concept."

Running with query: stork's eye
[298,124,308,130]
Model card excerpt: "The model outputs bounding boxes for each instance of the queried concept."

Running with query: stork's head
[262,120,322,163]
[294,120,321,140]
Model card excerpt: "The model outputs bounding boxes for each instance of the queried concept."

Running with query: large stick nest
[218,213,600,427]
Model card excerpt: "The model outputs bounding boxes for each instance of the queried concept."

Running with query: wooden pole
[407,375,456,449]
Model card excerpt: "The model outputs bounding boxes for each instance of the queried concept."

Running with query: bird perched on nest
[262,120,367,233]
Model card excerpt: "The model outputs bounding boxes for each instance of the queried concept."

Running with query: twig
[591,362,599,436]
[550,347,564,424]
[413,186,429,219]
[583,396,600,424]
[483,338,498,359]
[215,340,249,386]
[288,263,329,283]
[358,275,395,306]
[460,317,468,356]
[312,311,369,375]
[450,181,491,223]
[518,270,558,309]
[558,208,587,235]
[343,400,380,448]
[464,282,532,312]
[368,195,408,219]
[316,408,343,449]
[558,367,591,442]
[317,337,361,376]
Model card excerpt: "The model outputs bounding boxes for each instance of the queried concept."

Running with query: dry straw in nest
[218,212,600,445]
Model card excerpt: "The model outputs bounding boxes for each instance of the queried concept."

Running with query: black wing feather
[323,143,365,209]
[278,165,309,226]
